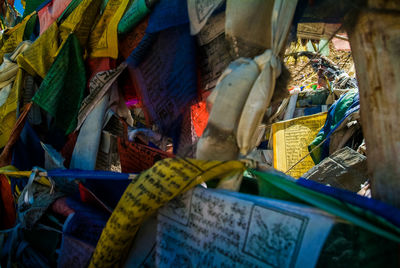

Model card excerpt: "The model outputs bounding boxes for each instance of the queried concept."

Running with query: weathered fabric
[32,34,85,134]
[236,0,298,155]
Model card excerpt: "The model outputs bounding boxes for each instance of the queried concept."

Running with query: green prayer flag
[23,0,47,18]
[33,33,86,134]
[23,13,38,41]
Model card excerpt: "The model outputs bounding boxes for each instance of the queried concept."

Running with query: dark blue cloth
[12,122,44,171]
[48,169,137,180]
[131,23,197,145]
[297,177,400,228]
[126,33,157,68]
[83,179,130,209]
[127,0,196,154]
[304,106,322,116]
[47,170,132,209]
[127,0,190,67]
[146,0,189,33]
[11,122,44,193]
[57,198,111,267]
[45,168,133,205]
[64,198,109,246]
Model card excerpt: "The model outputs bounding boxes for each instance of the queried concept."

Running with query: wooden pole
[347,0,400,207]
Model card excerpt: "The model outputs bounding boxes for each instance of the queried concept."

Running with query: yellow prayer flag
[0,165,31,178]
[0,68,24,148]
[59,0,102,47]
[0,106,16,148]
[272,112,327,178]
[18,23,60,78]
[18,0,101,79]
[0,12,35,65]
[89,0,130,59]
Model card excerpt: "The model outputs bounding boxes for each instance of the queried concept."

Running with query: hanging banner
[19,0,101,79]
[236,0,298,155]
[0,166,20,229]
[146,0,189,33]
[0,103,32,167]
[191,99,209,137]
[225,0,272,58]
[0,42,31,148]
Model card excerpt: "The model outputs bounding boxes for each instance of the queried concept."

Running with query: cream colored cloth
[196,0,298,161]
[225,0,273,49]
[237,0,298,155]
[196,58,259,161]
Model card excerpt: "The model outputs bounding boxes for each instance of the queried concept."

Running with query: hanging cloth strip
[0,168,138,180]
[236,0,298,155]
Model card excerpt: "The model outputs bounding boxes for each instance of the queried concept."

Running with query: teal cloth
[118,0,150,35]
